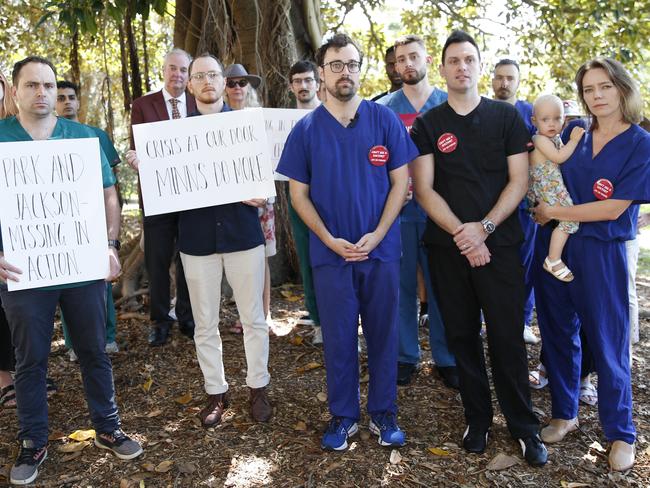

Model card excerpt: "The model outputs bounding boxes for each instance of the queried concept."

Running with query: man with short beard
[278,34,417,451]
[127,53,272,429]
[377,35,457,389]
[371,46,403,101]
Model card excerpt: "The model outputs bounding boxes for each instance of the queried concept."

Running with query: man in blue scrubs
[377,34,457,388]
[278,33,417,451]
[492,59,538,345]
[0,56,142,485]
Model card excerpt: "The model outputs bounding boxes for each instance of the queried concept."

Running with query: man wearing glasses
[126,53,272,429]
[128,48,197,347]
[278,34,417,451]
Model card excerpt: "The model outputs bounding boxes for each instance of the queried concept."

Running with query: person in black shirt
[410,30,547,466]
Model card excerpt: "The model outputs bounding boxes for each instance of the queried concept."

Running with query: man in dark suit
[129,48,197,346]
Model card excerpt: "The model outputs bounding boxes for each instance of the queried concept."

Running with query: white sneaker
[297,315,315,326]
[105,341,120,354]
[68,349,78,362]
[312,326,323,345]
[523,326,539,344]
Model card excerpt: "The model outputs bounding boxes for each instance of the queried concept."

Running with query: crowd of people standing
[0,26,648,485]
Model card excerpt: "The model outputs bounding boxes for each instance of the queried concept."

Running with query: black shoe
[462,425,489,453]
[148,322,171,346]
[519,435,548,466]
[436,366,460,390]
[397,362,417,386]
[179,320,195,339]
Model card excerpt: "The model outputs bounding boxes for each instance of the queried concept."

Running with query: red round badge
[369,145,390,166]
[437,133,458,153]
[593,178,614,200]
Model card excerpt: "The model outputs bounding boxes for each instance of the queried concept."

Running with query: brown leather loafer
[250,387,272,422]
[199,393,229,428]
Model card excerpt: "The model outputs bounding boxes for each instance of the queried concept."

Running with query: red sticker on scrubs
[437,133,458,153]
[369,145,389,166]
[593,178,614,200]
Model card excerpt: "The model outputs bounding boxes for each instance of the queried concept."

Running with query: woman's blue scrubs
[532,124,650,443]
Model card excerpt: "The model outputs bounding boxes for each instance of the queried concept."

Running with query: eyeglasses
[226,79,249,88]
[190,71,222,82]
[291,77,316,86]
[322,61,362,73]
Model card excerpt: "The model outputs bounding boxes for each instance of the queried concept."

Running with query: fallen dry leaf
[560,483,591,488]
[119,479,129,488]
[316,392,327,402]
[146,409,163,418]
[297,362,322,373]
[175,392,192,405]
[140,480,146,488]
[142,377,153,393]
[61,451,83,462]
[141,463,155,472]
[487,453,518,471]
[293,420,308,431]
[48,431,67,441]
[360,431,371,441]
[389,450,402,464]
[68,429,95,442]
[177,462,198,474]
[280,290,294,299]
[155,460,174,473]
[290,335,304,346]
[58,441,90,453]
[427,447,450,456]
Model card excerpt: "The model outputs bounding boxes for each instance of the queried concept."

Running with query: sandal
[543,257,574,282]
[0,384,16,408]
[529,364,548,390]
[579,378,598,406]
[228,320,243,335]
[46,377,58,399]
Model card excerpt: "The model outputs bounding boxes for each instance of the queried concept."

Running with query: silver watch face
[483,220,495,234]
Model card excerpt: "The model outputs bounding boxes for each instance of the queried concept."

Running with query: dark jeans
[0,280,120,447]
[0,296,15,371]
[143,213,193,324]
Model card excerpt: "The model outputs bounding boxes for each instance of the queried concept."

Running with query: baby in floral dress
[527,94,585,282]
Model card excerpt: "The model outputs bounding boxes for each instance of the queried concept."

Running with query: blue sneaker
[369,412,406,447]
[321,417,359,451]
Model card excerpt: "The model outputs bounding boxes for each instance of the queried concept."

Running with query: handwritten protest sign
[262,108,312,181]
[0,138,108,291]
[133,108,276,216]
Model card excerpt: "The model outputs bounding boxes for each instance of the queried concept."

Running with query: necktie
[170,98,181,119]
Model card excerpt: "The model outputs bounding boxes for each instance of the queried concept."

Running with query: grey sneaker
[10,440,47,485]
[94,429,143,460]
[105,341,120,354]
[68,348,78,362]
[312,326,323,345]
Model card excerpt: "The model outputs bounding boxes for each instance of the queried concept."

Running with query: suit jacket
[129,89,197,149]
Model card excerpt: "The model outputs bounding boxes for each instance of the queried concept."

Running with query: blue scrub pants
[0,280,120,447]
[313,260,400,420]
[532,226,635,443]
[518,207,537,326]
[398,221,455,367]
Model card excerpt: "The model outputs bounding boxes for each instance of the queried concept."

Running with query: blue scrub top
[515,100,536,136]
[562,124,650,242]
[277,100,419,268]
[377,88,448,222]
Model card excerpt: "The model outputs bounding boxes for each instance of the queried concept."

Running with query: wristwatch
[480,219,496,235]
[108,239,121,251]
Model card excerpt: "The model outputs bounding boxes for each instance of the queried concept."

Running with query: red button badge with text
[369,145,390,166]
[437,133,458,153]
[593,178,614,200]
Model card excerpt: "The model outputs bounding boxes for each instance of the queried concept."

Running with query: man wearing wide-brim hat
[224,64,262,88]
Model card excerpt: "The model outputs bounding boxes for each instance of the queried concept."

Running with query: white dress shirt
[162,88,188,119]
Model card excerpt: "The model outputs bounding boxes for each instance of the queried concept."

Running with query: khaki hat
[224,64,262,89]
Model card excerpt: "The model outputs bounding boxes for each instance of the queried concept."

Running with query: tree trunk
[142,21,151,92]
[125,1,142,100]
[118,22,132,112]
[174,0,192,48]
[69,28,81,85]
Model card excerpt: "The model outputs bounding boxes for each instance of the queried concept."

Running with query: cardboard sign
[133,108,276,216]
[262,108,312,181]
[0,138,108,291]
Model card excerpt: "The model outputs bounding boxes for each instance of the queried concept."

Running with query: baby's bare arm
[533,127,585,164]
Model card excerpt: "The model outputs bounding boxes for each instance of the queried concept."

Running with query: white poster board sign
[0,138,108,291]
[133,108,276,216]
[262,108,312,181]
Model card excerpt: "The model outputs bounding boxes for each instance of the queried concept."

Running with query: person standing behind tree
[128,48,197,347]
[56,80,120,360]
[286,60,323,344]
[410,31,547,466]
[376,34,457,389]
